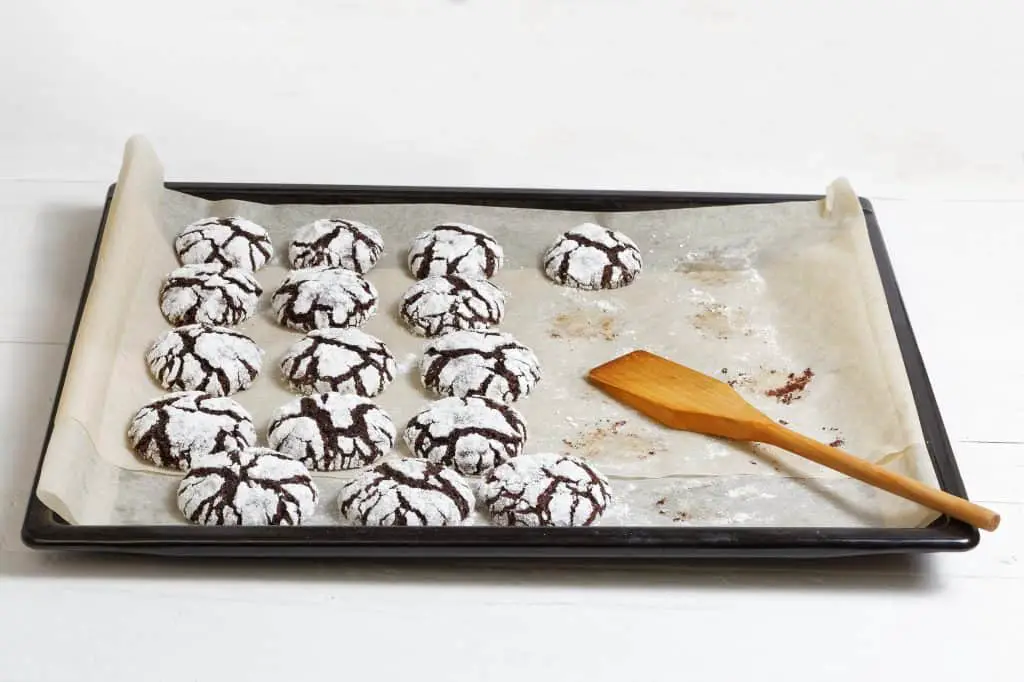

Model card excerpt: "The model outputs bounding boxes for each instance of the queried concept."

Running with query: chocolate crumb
[828,438,845,448]
[721,368,728,374]
[672,511,688,522]
[764,368,814,405]
[655,497,667,506]
[778,419,788,425]
[749,460,758,466]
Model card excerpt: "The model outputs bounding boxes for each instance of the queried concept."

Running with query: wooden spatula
[588,350,999,531]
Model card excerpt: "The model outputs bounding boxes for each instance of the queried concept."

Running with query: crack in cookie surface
[159,263,262,327]
[403,396,527,475]
[128,391,257,470]
[407,223,504,279]
[289,218,384,273]
[482,453,612,527]
[399,275,505,337]
[420,330,540,403]
[280,327,396,397]
[268,393,396,470]
[543,223,642,290]
[146,324,262,396]
[174,217,273,271]
[337,458,474,526]
[271,267,378,331]
[177,447,318,526]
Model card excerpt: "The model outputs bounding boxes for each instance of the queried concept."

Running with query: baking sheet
[36,137,940,528]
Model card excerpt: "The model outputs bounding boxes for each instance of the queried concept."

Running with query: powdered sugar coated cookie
[127,391,257,470]
[177,447,318,526]
[403,396,527,476]
[159,263,262,327]
[267,393,396,471]
[543,223,642,290]
[399,275,505,337]
[407,223,503,279]
[279,327,396,397]
[146,323,263,396]
[482,453,612,527]
[288,218,384,273]
[420,330,540,403]
[271,267,378,332]
[174,217,273,272]
[337,458,474,526]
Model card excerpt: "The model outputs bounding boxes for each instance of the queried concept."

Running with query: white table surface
[1,2,1022,680]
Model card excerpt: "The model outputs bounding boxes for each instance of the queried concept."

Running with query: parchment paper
[36,137,940,528]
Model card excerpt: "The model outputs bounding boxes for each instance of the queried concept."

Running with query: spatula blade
[588,350,768,440]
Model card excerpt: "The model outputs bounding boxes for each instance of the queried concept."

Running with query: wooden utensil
[588,350,1000,532]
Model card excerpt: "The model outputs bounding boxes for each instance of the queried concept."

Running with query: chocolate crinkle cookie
[146,323,263,397]
[407,223,504,280]
[159,263,262,327]
[403,396,527,476]
[127,391,257,470]
[267,393,396,471]
[288,218,384,273]
[270,267,378,332]
[174,216,273,272]
[543,222,642,290]
[279,327,396,397]
[177,447,318,526]
[420,330,540,403]
[399,275,505,337]
[337,458,474,526]
[482,453,612,527]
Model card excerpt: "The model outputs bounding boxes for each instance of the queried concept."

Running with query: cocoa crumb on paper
[764,368,814,404]
[828,438,845,448]
[672,511,689,522]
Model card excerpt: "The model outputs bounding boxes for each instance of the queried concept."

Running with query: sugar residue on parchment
[688,290,753,340]
[562,418,663,461]
[548,296,624,341]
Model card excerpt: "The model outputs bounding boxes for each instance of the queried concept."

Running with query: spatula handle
[756,423,1000,531]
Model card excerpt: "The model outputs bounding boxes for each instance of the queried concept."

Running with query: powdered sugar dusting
[127,391,256,470]
[267,393,396,471]
[271,267,379,331]
[145,324,263,396]
[482,453,612,527]
[279,327,396,397]
[399,275,506,337]
[174,216,273,271]
[337,458,475,526]
[543,222,643,290]
[288,218,384,273]
[403,396,527,475]
[177,447,318,526]
[159,263,262,327]
[420,330,541,403]
[407,223,504,279]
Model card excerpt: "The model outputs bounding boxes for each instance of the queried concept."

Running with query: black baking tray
[21,182,980,558]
